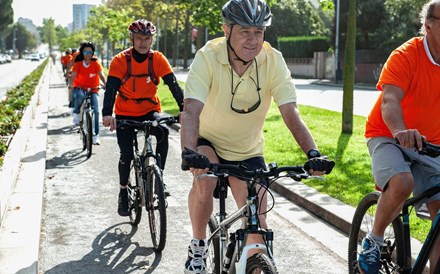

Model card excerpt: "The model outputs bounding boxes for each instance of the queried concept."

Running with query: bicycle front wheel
[145,164,167,252]
[348,192,405,274]
[246,253,278,274]
[83,110,93,158]
[128,160,142,225]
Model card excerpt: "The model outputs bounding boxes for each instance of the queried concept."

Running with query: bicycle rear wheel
[83,110,93,158]
[128,160,142,225]
[145,164,167,252]
[206,216,220,274]
[348,192,405,274]
[246,253,278,274]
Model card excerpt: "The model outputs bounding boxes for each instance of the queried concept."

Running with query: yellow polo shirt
[185,37,296,161]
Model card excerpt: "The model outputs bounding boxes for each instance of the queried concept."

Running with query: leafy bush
[0,59,48,166]
[277,36,330,58]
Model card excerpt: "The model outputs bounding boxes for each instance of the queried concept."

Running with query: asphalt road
[37,62,348,273]
[0,59,44,99]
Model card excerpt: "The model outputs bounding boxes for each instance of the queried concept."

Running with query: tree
[41,18,58,54]
[341,0,356,134]
[0,0,13,33]
[266,0,330,47]
[0,0,13,50]
[5,23,37,57]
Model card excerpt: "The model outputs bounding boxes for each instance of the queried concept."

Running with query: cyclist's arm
[162,73,184,111]
[98,70,106,87]
[180,98,203,151]
[102,76,121,131]
[278,102,318,155]
[382,84,423,149]
[68,71,77,88]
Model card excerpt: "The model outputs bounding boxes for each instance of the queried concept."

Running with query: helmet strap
[226,25,252,66]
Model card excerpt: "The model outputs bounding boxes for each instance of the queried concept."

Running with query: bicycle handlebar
[207,162,315,182]
[117,116,179,129]
[395,139,440,158]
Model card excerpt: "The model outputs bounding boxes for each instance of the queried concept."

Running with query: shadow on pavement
[42,223,162,274]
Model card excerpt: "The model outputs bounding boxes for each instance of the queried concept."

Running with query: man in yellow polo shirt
[179,0,335,273]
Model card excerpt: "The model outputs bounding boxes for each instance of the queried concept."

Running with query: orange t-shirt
[365,37,440,144]
[72,60,103,90]
[61,54,72,65]
[108,48,173,116]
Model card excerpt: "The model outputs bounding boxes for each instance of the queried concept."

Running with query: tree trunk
[341,0,356,134]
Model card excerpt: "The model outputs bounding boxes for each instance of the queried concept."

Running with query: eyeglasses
[230,59,261,114]
[83,51,93,55]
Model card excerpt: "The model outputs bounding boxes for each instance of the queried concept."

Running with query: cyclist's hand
[102,115,116,132]
[304,156,335,175]
[181,147,210,171]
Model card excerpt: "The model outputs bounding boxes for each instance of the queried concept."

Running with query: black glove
[304,156,335,174]
[181,147,210,171]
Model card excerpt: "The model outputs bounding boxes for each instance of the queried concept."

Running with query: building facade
[72,4,95,32]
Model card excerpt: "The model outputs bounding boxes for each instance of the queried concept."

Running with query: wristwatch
[307,149,321,159]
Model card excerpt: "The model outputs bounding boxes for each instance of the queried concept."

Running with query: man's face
[224,24,265,62]
[131,33,154,54]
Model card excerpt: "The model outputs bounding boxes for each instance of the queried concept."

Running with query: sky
[12,0,104,27]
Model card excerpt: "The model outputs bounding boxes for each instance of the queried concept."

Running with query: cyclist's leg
[188,145,218,240]
[151,124,169,170]
[72,88,85,114]
[91,92,100,135]
[229,157,268,258]
[116,125,135,216]
[185,144,218,273]
[367,138,414,238]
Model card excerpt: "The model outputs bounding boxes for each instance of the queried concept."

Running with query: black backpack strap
[121,49,132,85]
[148,50,159,86]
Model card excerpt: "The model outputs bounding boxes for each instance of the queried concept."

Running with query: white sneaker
[72,113,81,125]
[93,135,100,145]
[184,239,208,274]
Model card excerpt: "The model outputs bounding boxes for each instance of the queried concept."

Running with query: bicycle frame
[400,183,440,274]
[132,126,160,207]
[207,174,275,273]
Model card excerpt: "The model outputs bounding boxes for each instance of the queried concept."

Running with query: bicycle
[348,140,440,274]
[76,87,100,158]
[117,115,178,252]
[201,161,321,274]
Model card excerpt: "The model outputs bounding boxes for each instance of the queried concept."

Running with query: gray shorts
[367,137,440,208]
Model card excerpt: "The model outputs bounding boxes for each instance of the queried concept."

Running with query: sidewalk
[0,63,423,273]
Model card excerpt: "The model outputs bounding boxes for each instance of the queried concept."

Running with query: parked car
[0,54,7,64]
[30,54,40,62]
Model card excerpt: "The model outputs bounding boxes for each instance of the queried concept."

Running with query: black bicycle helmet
[222,0,272,27]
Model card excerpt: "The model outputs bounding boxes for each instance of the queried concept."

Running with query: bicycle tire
[348,192,405,274]
[246,253,278,274]
[145,164,167,252]
[84,110,93,158]
[80,125,86,151]
[128,161,142,225]
[206,216,220,274]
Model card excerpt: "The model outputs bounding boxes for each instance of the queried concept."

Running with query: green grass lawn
[157,80,432,241]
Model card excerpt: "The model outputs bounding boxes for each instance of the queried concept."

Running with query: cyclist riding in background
[61,48,72,77]
[68,41,106,145]
[102,19,184,217]
[179,0,334,273]
[358,1,440,273]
